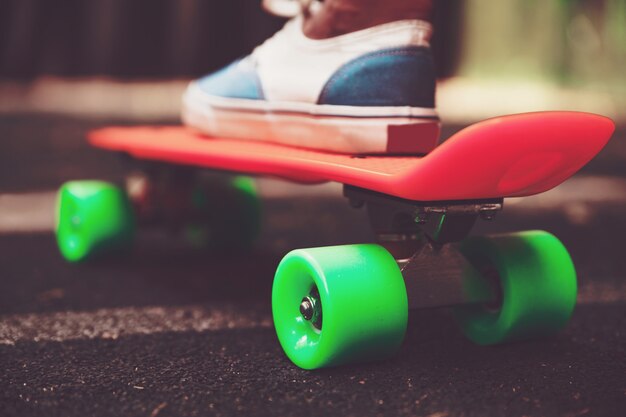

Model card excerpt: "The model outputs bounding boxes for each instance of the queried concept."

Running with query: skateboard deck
[89,111,614,202]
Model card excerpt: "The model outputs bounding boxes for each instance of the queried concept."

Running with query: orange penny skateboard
[56,111,614,369]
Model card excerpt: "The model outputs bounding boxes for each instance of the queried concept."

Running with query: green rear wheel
[184,176,261,249]
[272,244,408,370]
[454,230,577,345]
[56,181,135,262]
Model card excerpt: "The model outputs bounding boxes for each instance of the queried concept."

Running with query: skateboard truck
[398,241,500,310]
[344,185,503,310]
[344,185,503,245]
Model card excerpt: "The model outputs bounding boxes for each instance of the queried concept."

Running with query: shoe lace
[262,0,318,18]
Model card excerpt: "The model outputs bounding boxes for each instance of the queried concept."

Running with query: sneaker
[182,1,439,154]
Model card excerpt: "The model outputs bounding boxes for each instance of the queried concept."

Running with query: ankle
[303,0,433,39]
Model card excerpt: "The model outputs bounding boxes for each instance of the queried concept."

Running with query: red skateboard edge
[88,111,615,202]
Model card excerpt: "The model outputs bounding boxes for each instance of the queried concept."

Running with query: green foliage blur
[459,0,625,105]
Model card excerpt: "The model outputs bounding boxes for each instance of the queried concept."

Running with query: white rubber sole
[182,83,440,154]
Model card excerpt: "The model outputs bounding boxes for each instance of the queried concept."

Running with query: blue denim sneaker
[182,7,439,154]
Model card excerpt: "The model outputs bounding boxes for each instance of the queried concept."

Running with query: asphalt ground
[1,114,625,417]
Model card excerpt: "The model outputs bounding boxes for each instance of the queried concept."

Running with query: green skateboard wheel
[272,244,408,369]
[56,181,135,262]
[185,176,261,248]
[454,230,577,345]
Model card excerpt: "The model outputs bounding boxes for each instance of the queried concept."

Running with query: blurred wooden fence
[0,0,463,80]
[0,0,283,78]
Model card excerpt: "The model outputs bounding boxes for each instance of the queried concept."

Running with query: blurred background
[0,0,624,120]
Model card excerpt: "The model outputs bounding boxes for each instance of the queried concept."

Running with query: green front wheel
[56,181,135,262]
[272,244,408,370]
[184,176,261,249]
[454,230,577,345]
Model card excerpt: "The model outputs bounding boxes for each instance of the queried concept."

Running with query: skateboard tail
[396,112,615,201]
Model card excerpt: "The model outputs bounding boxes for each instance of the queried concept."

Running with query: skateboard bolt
[299,292,322,328]
[299,297,315,321]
